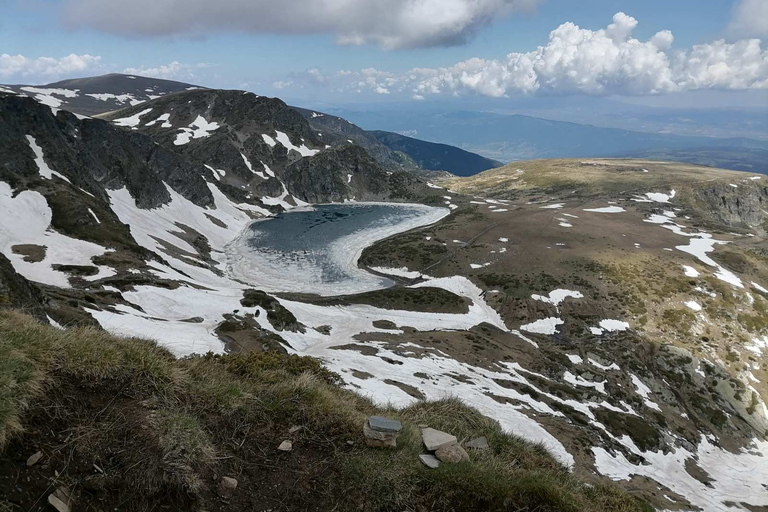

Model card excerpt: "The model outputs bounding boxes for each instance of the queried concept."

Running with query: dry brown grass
[440,158,755,198]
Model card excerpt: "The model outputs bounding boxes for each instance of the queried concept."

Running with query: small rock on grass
[26,451,43,467]
[48,487,72,512]
[220,476,238,491]
[435,443,469,463]
[278,440,293,452]
[419,454,440,469]
[289,425,302,434]
[465,436,489,450]
[421,427,457,451]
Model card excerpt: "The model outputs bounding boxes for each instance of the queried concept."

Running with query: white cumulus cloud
[285,12,768,98]
[727,0,768,39]
[61,0,541,49]
[0,53,102,81]
[122,61,212,81]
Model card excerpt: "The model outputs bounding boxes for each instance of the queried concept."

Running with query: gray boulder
[435,443,469,463]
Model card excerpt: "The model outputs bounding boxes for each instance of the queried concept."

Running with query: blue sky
[2,0,767,106]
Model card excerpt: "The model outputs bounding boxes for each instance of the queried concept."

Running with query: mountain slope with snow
[0,73,202,116]
[100,89,432,206]
[1,81,767,512]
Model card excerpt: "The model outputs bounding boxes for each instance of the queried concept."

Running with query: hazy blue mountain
[367,130,502,176]
[323,105,768,174]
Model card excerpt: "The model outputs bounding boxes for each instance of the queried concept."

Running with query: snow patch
[25,136,70,183]
[174,115,220,145]
[520,317,563,335]
[274,130,319,157]
[583,206,626,213]
[113,108,153,128]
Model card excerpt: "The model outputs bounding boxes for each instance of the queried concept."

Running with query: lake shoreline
[224,202,450,296]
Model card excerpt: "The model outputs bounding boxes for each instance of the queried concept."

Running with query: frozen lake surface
[226,203,448,295]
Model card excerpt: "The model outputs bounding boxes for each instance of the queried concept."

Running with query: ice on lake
[226,203,448,295]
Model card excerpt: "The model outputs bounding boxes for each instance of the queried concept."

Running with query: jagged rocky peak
[103,88,321,150]
[101,89,435,208]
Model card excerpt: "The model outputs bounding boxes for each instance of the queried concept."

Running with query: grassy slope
[440,158,755,197]
[0,310,649,512]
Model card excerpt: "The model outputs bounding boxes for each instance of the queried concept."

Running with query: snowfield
[0,182,112,288]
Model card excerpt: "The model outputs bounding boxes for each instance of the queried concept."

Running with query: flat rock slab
[466,436,489,450]
[419,454,440,469]
[421,427,457,451]
[368,416,402,433]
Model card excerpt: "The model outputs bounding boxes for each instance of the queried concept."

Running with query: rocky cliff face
[283,145,429,203]
[693,181,768,235]
[0,93,217,210]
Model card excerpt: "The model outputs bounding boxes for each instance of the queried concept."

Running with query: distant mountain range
[1,74,500,177]
[323,105,768,175]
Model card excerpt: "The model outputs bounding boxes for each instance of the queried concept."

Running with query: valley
[0,75,767,512]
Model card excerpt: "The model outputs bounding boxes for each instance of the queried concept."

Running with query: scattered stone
[363,420,398,448]
[48,487,72,512]
[346,440,354,446]
[278,440,293,452]
[220,476,238,491]
[26,451,43,467]
[435,443,469,463]
[289,425,302,434]
[419,454,440,469]
[367,416,402,433]
[421,427,457,451]
[465,436,489,451]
